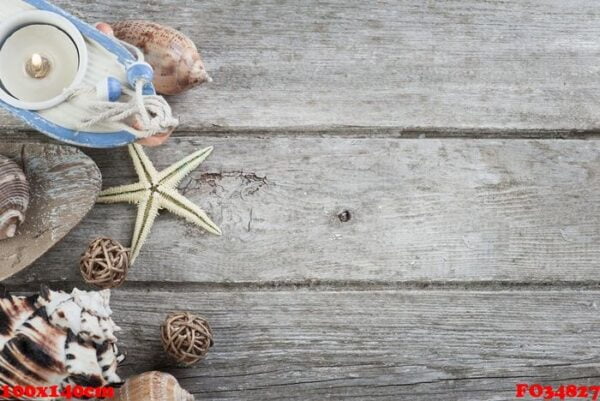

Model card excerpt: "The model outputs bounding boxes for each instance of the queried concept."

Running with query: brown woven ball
[161,312,214,366]
[80,237,130,289]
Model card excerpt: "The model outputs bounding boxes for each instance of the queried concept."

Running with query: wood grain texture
[8,136,600,285]
[0,144,101,280]
[2,2,598,398]
[91,288,600,401]
[0,0,595,133]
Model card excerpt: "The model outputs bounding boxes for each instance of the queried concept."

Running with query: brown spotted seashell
[112,21,210,95]
[0,155,29,240]
[0,287,124,396]
[112,371,195,401]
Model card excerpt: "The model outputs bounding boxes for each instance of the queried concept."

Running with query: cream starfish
[97,144,221,264]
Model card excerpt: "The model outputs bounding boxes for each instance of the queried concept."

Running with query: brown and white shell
[112,371,195,401]
[112,20,210,95]
[0,155,29,240]
[0,287,124,399]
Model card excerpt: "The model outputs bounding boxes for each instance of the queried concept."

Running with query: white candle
[0,24,79,103]
[0,11,88,110]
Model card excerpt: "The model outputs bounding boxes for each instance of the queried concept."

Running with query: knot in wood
[338,210,352,223]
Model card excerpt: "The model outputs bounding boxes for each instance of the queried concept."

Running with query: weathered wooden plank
[65,288,600,400]
[8,137,600,285]
[0,144,100,280]
[0,0,598,133]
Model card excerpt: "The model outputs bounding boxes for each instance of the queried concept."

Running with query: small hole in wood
[338,210,352,223]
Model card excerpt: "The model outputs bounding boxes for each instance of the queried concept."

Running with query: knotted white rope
[65,80,179,138]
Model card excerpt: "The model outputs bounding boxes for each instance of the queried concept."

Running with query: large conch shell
[0,287,124,399]
[0,155,29,240]
[112,371,194,401]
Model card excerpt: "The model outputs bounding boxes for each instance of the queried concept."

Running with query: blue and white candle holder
[0,0,177,148]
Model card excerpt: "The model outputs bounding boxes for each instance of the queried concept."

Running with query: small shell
[0,155,29,240]
[112,21,210,95]
[95,22,114,36]
[112,371,195,401]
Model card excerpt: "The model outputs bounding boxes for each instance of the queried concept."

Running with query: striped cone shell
[0,155,29,240]
[0,287,124,400]
[112,371,195,401]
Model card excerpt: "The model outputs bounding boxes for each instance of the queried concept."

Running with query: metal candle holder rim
[0,10,88,111]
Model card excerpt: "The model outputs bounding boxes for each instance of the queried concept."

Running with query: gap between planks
[7,281,600,294]
[5,128,600,141]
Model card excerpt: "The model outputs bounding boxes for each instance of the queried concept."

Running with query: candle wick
[25,53,51,79]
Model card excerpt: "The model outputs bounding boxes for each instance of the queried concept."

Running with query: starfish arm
[129,144,159,186]
[158,146,213,188]
[97,183,148,204]
[130,192,161,264]
[158,189,222,236]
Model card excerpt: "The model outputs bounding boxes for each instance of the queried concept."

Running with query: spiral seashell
[112,20,210,95]
[112,371,195,401]
[0,155,29,240]
[0,287,124,399]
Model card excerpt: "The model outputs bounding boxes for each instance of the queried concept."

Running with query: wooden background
[4,0,600,399]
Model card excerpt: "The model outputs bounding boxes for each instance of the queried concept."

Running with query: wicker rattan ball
[80,237,130,289]
[161,312,214,366]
